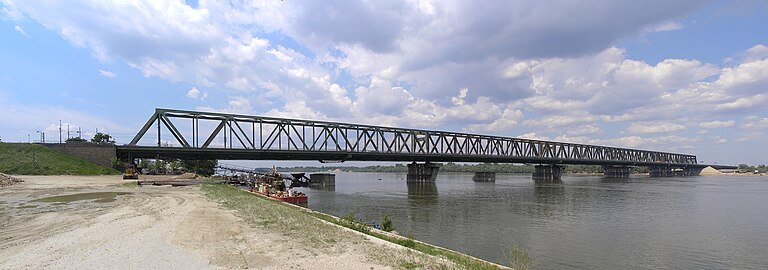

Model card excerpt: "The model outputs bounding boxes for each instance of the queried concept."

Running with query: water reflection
[533,179,565,204]
[304,173,768,270]
[309,183,335,191]
[406,182,438,205]
[599,176,635,184]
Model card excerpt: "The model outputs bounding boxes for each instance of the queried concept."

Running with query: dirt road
[0,176,450,269]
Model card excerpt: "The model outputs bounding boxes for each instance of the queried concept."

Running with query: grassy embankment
[202,183,508,270]
[0,143,119,175]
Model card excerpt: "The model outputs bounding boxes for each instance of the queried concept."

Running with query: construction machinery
[123,164,139,180]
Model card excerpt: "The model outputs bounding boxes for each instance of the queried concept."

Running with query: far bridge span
[117,108,734,181]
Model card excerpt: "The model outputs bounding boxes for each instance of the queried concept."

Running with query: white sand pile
[700,166,724,176]
[0,173,23,187]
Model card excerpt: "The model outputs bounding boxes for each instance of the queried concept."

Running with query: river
[297,172,768,269]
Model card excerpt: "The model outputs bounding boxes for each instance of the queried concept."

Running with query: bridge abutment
[407,162,441,182]
[533,164,564,182]
[603,165,631,178]
[472,172,496,182]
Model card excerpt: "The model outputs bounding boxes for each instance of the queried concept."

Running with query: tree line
[274,163,651,174]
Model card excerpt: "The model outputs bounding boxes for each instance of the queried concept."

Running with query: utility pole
[67,124,70,139]
[59,120,62,143]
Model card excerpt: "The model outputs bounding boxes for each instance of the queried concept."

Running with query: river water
[298,172,768,269]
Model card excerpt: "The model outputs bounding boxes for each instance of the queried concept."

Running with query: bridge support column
[407,162,441,182]
[603,166,631,178]
[308,173,335,191]
[649,166,672,177]
[533,165,564,182]
[472,172,496,182]
[684,167,702,176]
[309,173,335,186]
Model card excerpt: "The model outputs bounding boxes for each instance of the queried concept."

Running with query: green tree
[91,132,115,144]
[181,159,218,176]
[168,159,181,173]
[151,159,167,174]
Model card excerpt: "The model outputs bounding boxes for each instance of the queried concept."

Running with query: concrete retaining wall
[41,142,116,167]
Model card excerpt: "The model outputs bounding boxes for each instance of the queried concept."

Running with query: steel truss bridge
[114,108,724,170]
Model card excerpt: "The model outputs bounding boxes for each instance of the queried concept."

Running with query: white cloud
[710,136,728,143]
[185,87,207,100]
[352,78,414,115]
[626,121,687,134]
[13,25,29,37]
[451,88,469,106]
[741,116,768,129]
[466,107,523,133]
[524,112,603,129]
[186,87,200,99]
[736,131,765,142]
[4,0,767,163]
[742,44,768,62]
[715,94,768,111]
[652,21,683,32]
[566,124,602,136]
[98,69,116,78]
[699,120,735,129]
[600,135,699,149]
[518,132,549,141]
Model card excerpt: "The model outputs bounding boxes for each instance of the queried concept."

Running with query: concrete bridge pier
[533,164,564,181]
[603,165,631,178]
[407,162,441,182]
[472,172,496,182]
[684,167,703,176]
[649,166,672,177]
[309,173,336,186]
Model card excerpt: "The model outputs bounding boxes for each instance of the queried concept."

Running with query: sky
[0,0,766,166]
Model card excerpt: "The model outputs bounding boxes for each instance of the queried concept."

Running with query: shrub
[382,214,394,232]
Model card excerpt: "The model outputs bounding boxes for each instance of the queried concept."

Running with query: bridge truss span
[120,108,698,167]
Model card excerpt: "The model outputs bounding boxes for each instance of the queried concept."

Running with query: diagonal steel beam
[129,112,159,145]
[202,119,227,148]
[159,115,190,147]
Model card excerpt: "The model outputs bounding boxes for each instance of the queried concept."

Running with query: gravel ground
[0,175,451,269]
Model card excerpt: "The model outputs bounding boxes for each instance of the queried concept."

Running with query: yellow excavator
[123,164,139,180]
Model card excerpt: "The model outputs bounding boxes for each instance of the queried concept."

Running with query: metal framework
[121,108,698,166]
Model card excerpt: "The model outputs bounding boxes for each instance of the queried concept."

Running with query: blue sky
[0,0,766,165]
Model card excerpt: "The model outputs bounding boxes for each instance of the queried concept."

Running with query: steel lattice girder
[123,108,698,166]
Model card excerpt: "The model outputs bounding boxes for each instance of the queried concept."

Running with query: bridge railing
[127,108,697,165]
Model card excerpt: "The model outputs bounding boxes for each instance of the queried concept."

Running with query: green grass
[201,183,508,270]
[0,143,120,175]
[506,246,532,270]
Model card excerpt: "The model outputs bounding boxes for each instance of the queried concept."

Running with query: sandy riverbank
[0,175,460,269]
